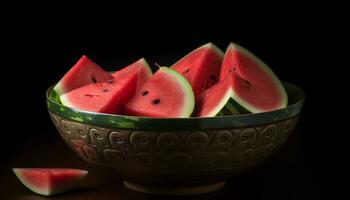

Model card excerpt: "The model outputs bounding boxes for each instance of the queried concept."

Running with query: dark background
[2,14,323,199]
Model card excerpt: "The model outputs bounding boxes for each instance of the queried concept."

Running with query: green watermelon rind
[53,84,64,99]
[201,89,250,117]
[12,168,88,196]
[47,82,304,130]
[227,43,288,113]
[159,67,195,117]
[49,89,61,104]
[217,98,250,116]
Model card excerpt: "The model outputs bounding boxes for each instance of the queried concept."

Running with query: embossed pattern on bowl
[47,82,305,192]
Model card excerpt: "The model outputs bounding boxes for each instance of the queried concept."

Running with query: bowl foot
[123,181,225,195]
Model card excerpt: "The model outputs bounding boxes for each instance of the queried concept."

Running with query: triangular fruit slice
[197,43,288,117]
[125,67,195,118]
[221,43,288,113]
[112,58,153,92]
[60,58,152,114]
[171,43,224,98]
[196,75,245,117]
[54,55,113,96]
[13,168,88,196]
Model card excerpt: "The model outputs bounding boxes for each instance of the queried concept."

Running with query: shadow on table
[15,184,243,200]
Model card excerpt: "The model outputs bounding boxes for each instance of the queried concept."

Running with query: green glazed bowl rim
[46,82,305,130]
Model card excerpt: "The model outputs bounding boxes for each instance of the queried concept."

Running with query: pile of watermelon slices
[55,43,287,118]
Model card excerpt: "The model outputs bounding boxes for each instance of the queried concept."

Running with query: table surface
[0,121,320,200]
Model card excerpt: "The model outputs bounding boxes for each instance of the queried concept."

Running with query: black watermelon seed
[210,75,217,82]
[184,69,190,74]
[244,80,251,86]
[152,99,161,105]
[142,91,149,96]
[92,77,97,83]
[102,89,109,92]
[243,80,253,90]
[107,80,114,84]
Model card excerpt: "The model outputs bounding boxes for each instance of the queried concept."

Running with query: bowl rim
[46,82,305,130]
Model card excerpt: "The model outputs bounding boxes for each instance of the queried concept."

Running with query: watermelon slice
[125,67,195,118]
[112,58,153,92]
[60,58,152,114]
[13,168,88,196]
[197,43,288,117]
[171,43,224,98]
[197,75,256,117]
[54,55,113,96]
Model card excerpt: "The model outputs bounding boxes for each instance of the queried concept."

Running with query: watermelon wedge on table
[60,58,152,114]
[13,168,88,196]
[54,55,113,96]
[197,43,288,117]
[171,43,224,99]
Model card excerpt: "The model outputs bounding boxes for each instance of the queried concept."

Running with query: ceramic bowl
[46,82,304,195]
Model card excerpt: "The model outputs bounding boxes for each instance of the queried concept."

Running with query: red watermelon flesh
[54,55,113,96]
[60,58,152,114]
[125,67,195,118]
[196,75,233,117]
[112,58,153,92]
[171,43,224,98]
[221,43,287,113]
[13,168,88,196]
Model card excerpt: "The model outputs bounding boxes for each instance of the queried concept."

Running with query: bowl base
[123,181,225,195]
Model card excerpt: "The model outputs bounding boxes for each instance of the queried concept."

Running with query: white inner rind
[227,43,288,113]
[60,94,72,108]
[160,67,195,117]
[53,84,64,97]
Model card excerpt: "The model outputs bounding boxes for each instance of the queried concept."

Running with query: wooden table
[0,120,319,200]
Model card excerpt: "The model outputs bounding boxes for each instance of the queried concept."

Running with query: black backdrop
[2,16,322,197]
